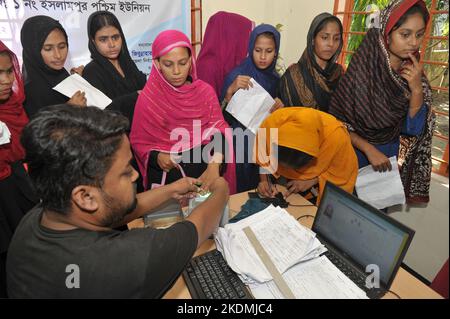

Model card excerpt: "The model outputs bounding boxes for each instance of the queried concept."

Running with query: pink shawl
[197,11,254,99]
[130,30,236,193]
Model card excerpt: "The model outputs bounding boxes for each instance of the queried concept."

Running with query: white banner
[0,0,191,75]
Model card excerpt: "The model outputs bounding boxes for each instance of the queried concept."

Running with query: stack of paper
[0,121,11,145]
[225,78,274,134]
[355,156,406,209]
[249,256,368,299]
[215,205,326,283]
[215,205,368,299]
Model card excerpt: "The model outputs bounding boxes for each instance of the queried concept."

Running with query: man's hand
[169,177,200,200]
[208,177,229,195]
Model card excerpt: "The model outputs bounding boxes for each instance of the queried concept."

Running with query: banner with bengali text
[0,0,191,75]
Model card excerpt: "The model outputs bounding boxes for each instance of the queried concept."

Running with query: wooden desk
[141,189,442,299]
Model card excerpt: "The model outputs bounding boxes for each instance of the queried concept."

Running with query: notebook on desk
[312,182,415,299]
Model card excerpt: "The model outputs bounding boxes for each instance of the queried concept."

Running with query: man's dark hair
[21,105,129,215]
[278,145,314,170]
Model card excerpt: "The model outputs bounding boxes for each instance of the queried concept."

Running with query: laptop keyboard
[182,250,253,299]
[324,250,384,298]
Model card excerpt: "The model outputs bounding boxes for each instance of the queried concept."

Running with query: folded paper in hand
[355,156,406,209]
[0,121,11,145]
[53,73,112,109]
[225,78,275,134]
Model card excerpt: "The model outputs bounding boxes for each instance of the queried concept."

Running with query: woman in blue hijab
[221,24,282,102]
[221,24,283,193]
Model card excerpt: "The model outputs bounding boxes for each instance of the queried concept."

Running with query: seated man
[7,105,229,298]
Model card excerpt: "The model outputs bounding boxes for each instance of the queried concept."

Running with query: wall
[389,174,449,283]
[202,0,335,70]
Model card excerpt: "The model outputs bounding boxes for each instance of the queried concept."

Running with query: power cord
[289,203,316,208]
[388,290,402,299]
[297,215,315,221]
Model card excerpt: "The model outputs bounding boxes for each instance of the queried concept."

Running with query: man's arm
[186,177,229,247]
[115,177,198,227]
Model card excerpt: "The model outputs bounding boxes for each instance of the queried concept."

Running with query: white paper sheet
[225,78,275,134]
[53,73,112,110]
[249,256,368,299]
[0,121,11,145]
[355,156,406,209]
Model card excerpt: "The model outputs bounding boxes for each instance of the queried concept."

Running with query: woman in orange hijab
[255,107,358,204]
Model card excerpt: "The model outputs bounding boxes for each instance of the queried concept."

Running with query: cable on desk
[296,215,315,221]
[388,290,402,299]
[289,203,316,208]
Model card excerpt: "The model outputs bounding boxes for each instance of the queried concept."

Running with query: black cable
[388,290,402,299]
[255,188,316,208]
[296,215,315,221]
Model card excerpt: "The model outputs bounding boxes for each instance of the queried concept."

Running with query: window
[334,0,449,177]
[191,0,202,56]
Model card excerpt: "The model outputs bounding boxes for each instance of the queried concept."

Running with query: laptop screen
[312,182,414,288]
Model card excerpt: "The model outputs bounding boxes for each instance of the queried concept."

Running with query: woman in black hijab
[21,15,86,118]
[83,11,146,122]
[278,13,343,112]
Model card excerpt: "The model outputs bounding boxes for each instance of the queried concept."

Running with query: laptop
[312,182,415,299]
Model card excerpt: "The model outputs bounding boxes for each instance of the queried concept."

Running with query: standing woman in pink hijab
[130,30,236,193]
[197,11,254,99]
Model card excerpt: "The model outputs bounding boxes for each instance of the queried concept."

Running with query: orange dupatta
[256,107,358,203]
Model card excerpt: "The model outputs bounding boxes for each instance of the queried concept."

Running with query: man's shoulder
[12,204,42,237]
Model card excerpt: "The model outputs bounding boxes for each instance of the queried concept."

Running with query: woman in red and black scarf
[329,0,435,204]
[0,41,38,297]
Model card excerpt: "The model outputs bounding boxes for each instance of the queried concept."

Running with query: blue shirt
[356,105,427,168]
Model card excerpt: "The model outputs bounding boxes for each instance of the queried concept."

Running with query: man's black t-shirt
[6,205,198,298]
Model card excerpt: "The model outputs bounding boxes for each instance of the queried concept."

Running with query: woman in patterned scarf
[278,13,343,112]
[329,0,435,204]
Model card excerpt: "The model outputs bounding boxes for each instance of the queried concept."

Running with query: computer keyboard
[182,250,253,299]
[324,250,384,298]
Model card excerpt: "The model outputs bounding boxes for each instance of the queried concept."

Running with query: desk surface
[131,189,442,299]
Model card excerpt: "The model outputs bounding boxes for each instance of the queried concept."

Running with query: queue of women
[0,0,435,297]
